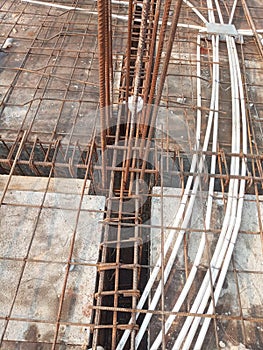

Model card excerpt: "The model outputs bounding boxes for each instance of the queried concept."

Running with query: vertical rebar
[125,0,134,102]
[124,0,150,186]
[142,0,161,106]
[139,0,172,153]
[140,0,184,180]
[105,0,112,134]
[97,0,107,189]
[240,0,263,59]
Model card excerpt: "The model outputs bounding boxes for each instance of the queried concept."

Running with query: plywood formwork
[0,175,105,349]
[151,187,263,349]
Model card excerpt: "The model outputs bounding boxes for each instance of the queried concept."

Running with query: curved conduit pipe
[150,32,220,350]
[148,1,221,347]
[148,3,246,349]
[172,42,240,350]
[179,34,247,350]
[182,0,208,24]
[172,4,248,347]
[194,35,248,349]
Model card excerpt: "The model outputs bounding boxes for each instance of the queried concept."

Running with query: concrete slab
[0,175,105,348]
[150,187,183,267]
[150,186,206,268]
[150,187,263,349]
[151,189,263,270]
[0,175,91,194]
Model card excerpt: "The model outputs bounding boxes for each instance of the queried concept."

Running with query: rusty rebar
[240,0,263,59]
[105,0,112,134]
[128,0,160,195]
[97,0,107,189]
[123,0,150,186]
[139,0,172,155]
[140,0,184,180]
[125,0,134,102]
[142,0,161,106]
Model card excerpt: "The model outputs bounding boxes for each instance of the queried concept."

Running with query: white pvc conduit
[172,43,240,350]
[146,1,219,347]
[170,3,247,347]
[206,0,215,23]
[183,0,208,24]
[151,1,248,349]
[214,0,224,24]
[194,35,248,349]
[229,0,238,25]
[150,32,220,350]
[180,34,246,350]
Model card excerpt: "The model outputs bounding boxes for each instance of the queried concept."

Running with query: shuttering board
[0,175,105,348]
[150,187,263,350]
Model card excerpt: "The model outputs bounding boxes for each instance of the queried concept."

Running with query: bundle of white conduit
[115,0,248,349]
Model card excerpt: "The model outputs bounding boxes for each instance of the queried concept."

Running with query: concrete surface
[150,186,263,350]
[0,175,105,348]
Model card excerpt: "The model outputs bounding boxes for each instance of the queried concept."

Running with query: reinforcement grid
[0,0,263,349]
